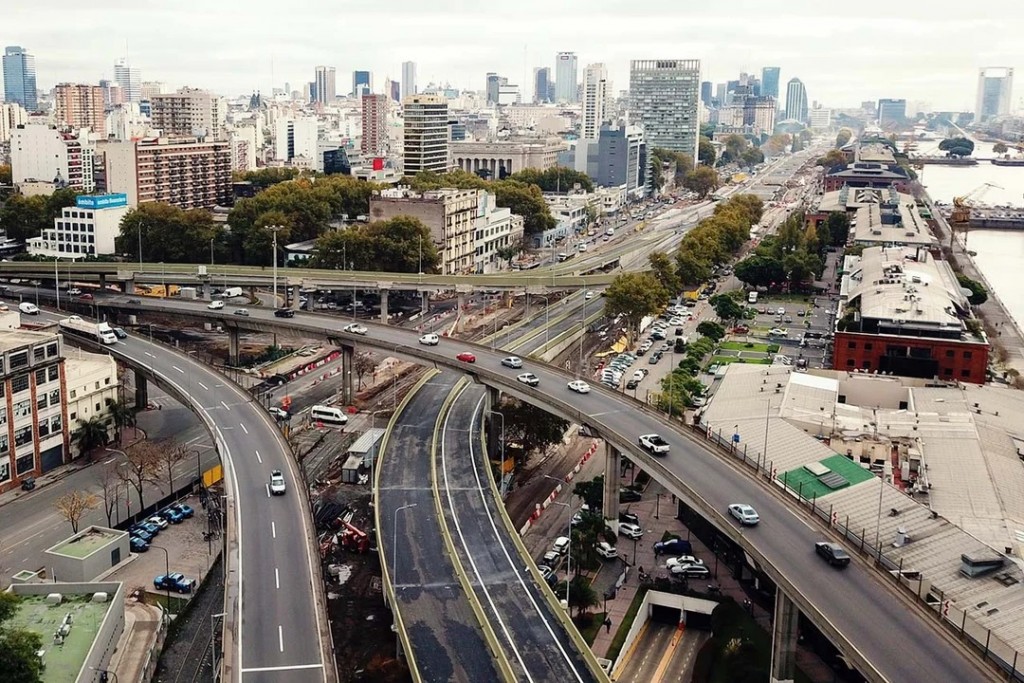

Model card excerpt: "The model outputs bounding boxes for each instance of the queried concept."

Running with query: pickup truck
[154,573,196,593]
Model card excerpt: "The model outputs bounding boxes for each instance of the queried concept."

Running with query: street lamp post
[486,410,506,496]
[209,237,215,266]
[267,225,284,308]
[550,500,573,609]
[150,545,172,616]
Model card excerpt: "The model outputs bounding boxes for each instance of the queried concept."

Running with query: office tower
[114,58,141,102]
[534,67,552,103]
[596,123,646,198]
[402,61,417,99]
[54,84,107,136]
[976,67,1014,121]
[314,66,336,104]
[361,94,388,157]
[877,98,907,126]
[486,73,501,105]
[715,83,726,105]
[150,87,224,139]
[273,117,318,161]
[761,67,781,99]
[554,52,578,103]
[353,70,371,97]
[390,80,401,102]
[580,63,609,140]
[402,94,449,174]
[700,81,713,106]
[784,77,808,123]
[629,59,701,165]
[3,46,38,111]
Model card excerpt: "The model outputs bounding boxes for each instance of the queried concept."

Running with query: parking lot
[741,294,835,371]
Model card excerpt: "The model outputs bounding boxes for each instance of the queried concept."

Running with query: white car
[567,380,591,394]
[419,333,440,346]
[584,290,595,300]
[618,522,643,540]
[728,503,760,526]
[665,555,702,570]
[207,300,225,310]
[596,541,618,559]
[516,372,540,387]
[343,323,368,335]
[638,433,671,454]
[269,469,286,495]
[501,356,523,369]
[553,536,570,555]
[669,562,710,578]
[147,515,169,530]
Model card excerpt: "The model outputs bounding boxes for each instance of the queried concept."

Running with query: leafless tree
[354,353,377,390]
[117,440,161,512]
[97,463,121,527]
[155,442,187,497]
[55,490,99,534]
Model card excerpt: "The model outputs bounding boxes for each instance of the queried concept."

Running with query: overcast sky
[4,0,1020,111]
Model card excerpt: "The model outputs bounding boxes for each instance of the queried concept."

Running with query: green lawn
[777,454,877,500]
[710,356,772,366]
[719,341,772,353]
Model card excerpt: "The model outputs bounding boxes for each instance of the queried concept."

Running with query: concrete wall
[44,527,131,584]
[611,589,717,673]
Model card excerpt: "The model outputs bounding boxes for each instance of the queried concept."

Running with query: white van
[605,227,615,237]
[310,404,348,425]
[18,302,39,315]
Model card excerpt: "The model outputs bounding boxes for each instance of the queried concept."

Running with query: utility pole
[267,225,284,307]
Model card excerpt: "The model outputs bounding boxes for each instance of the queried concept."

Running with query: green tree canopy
[0,164,11,185]
[816,149,847,171]
[709,294,745,323]
[651,148,695,183]
[233,167,302,189]
[0,188,78,243]
[572,475,604,512]
[648,251,680,295]
[734,254,787,291]
[675,248,712,287]
[824,212,851,247]
[116,202,223,264]
[499,398,570,460]
[696,320,725,341]
[956,273,988,305]
[311,215,440,273]
[509,166,594,193]
[682,166,720,199]
[0,592,44,682]
[993,142,1009,154]
[698,137,717,166]
[835,128,853,148]
[604,272,670,342]
[938,137,975,157]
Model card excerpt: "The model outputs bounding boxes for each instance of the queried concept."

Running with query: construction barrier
[520,440,599,537]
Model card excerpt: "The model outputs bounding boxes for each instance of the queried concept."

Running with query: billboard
[76,194,128,209]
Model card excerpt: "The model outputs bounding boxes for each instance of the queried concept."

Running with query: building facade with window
[62,348,118,438]
[27,194,130,258]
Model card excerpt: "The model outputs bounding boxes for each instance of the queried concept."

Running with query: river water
[914,138,1024,325]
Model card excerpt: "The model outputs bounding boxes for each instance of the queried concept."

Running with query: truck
[221,286,244,299]
[59,316,117,345]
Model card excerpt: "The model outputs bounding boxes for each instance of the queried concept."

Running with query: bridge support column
[770,590,800,683]
[124,278,135,295]
[420,291,429,315]
[201,282,213,301]
[98,273,107,290]
[228,329,240,366]
[602,443,621,529]
[291,286,302,310]
[134,372,149,409]
[380,289,390,324]
[456,291,467,332]
[341,344,355,405]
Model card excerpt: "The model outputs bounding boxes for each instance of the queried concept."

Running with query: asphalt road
[437,383,596,682]
[376,371,500,683]
[102,296,993,683]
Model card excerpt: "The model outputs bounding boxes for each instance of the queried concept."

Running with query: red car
[732,325,749,334]
[456,352,476,363]
[79,293,94,301]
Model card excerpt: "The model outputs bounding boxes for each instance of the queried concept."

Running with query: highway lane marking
[255,450,262,464]
[240,423,249,435]
[173,366,184,374]
[198,381,209,391]
[144,352,155,358]
[278,625,284,652]
[272,522,276,538]
[104,457,116,464]
[221,401,231,411]
[265,484,270,498]
[275,567,280,589]
[240,664,324,673]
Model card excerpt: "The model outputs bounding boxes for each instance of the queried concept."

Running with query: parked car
[343,323,368,335]
[147,515,169,530]
[171,503,195,519]
[158,508,184,524]
[130,537,150,553]
[552,536,570,555]
[269,406,290,420]
[154,573,196,593]
[419,333,440,345]
[815,541,851,568]
[669,562,711,578]
[625,379,640,390]
[619,510,640,526]
[618,522,643,540]
[130,528,154,543]
[728,503,760,526]
[538,565,555,581]
[654,538,693,556]
[665,555,703,570]
[596,541,618,559]
[619,489,642,503]
[456,351,476,363]
[501,356,523,368]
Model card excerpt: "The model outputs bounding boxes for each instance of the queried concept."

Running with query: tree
[648,252,680,295]
[740,148,765,166]
[234,167,302,189]
[696,320,725,342]
[572,476,604,512]
[0,189,78,243]
[993,142,1009,154]
[765,134,791,156]
[107,399,135,446]
[311,216,440,273]
[682,166,720,199]
[0,164,11,185]
[603,272,670,343]
[498,398,569,462]
[353,353,376,389]
[824,212,851,247]
[118,441,161,511]
[508,166,594,193]
[492,180,556,235]
[116,202,224,264]
[73,416,109,457]
[495,240,523,268]
[0,592,44,683]
[835,128,853,148]
[55,490,99,534]
[675,248,712,287]
[97,463,121,527]
[956,273,989,305]
[698,137,717,166]
[938,137,975,157]
[560,574,599,618]
[734,254,786,291]
[155,441,186,496]
[816,149,847,171]
[709,294,745,323]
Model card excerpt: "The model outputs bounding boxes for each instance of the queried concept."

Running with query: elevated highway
[103,294,995,683]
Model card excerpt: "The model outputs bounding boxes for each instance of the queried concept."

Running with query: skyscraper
[401,61,417,99]
[54,84,107,136]
[486,73,501,105]
[700,81,713,106]
[976,67,1013,121]
[390,80,401,102]
[784,77,808,123]
[3,46,38,111]
[554,52,578,103]
[877,98,907,127]
[314,66,336,104]
[353,70,371,97]
[403,94,449,174]
[534,67,552,103]
[361,94,388,157]
[581,63,609,141]
[114,58,141,102]
[629,59,701,165]
[761,67,781,99]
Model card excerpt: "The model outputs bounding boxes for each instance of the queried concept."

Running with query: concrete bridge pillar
[134,372,149,409]
[770,590,800,683]
[99,273,107,290]
[201,282,213,301]
[291,286,302,310]
[456,291,467,332]
[380,289,390,324]
[341,344,355,405]
[602,442,621,528]
[420,291,429,315]
[228,329,240,366]
[124,278,135,295]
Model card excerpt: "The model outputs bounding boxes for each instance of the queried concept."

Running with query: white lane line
[144,352,155,358]
[255,450,262,464]
[275,567,280,589]
[198,381,209,391]
[271,522,276,538]
[265,484,270,498]
[240,423,249,435]
[104,458,116,464]
[221,401,231,411]
[241,664,324,673]
[173,366,184,374]
[278,625,284,652]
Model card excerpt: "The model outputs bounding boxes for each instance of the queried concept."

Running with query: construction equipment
[950,182,1004,247]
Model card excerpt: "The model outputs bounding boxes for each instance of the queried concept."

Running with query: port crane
[949,182,1004,247]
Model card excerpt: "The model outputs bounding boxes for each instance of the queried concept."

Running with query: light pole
[209,237,215,266]
[550,499,574,609]
[536,295,551,349]
[150,545,172,616]
[138,221,143,274]
[486,410,506,496]
[267,225,284,308]
[54,258,60,310]
[393,503,417,588]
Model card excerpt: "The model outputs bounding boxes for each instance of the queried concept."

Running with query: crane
[950,182,1004,247]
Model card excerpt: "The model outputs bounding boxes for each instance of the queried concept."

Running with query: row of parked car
[128,502,195,553]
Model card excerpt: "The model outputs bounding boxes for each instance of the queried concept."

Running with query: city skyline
[2,2,1020,111]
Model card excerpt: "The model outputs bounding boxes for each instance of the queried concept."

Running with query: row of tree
[310,215,440,272]
[733,210,846,291]
[717,134,765,167]
[0,188,79,244]
[674,194,765,286]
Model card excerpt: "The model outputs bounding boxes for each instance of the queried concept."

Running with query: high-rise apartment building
[361,94,388,157]
[809,107,832,129]
[150,87,224,139]
[976,67,1013,121]
[629,59,701,165]
[54,84,107,137]
[353,70,371,97]
[554,52,578,103]
[100,136,232,209]
[113,58,141,102]
[11,126,95,192]
[581,63,609,140]
[877,98,907,127]
[401,61,417,99]
[3,46,38,111]
[534,67,552,104]
[402,94,449,175]
[761,67,781,99]
[784,77,808,123]
[140,81,165,100]
[314,66,336,104]
[0,102,28,143]
[98,80,123,109]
